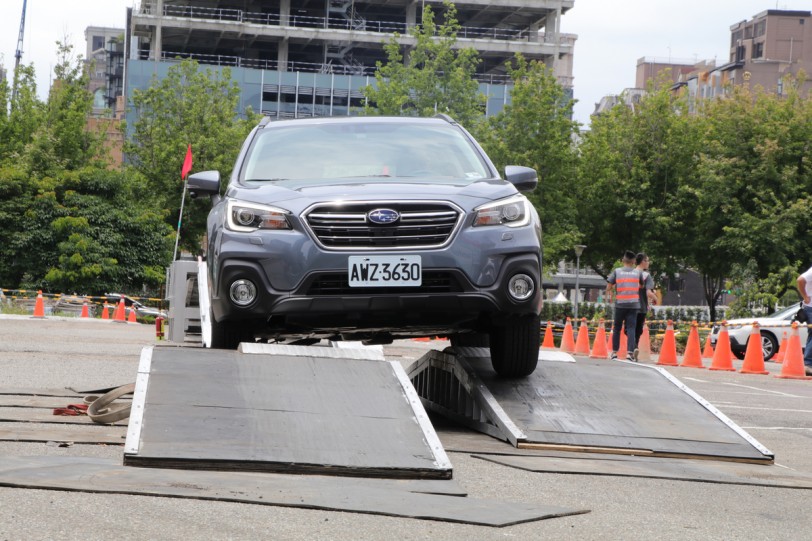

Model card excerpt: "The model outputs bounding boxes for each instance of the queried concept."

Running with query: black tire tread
[489,315,540,377]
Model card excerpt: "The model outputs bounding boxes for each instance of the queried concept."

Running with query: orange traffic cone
[127,306,138,323]
[32,290,46,319]
[657,320,679,366]
[574,318,591,355]
[559,317,576,353]
[740,322,769,375]
[776,322,812,380]
[590,319,609,359]
[101,304,110,320]
[637,323,652,362]
[617,323,628,358]
[80,302,90,319]
[679,321,704,368]
[773,330,788,363]
[541,321,556,349]
[113,299,126,323]
[701,332,714,359]
[414,337,431,342]
[709,321,736,371]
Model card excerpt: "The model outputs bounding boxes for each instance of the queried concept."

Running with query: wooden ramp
[124,345,451,479]
[407,349,773,464]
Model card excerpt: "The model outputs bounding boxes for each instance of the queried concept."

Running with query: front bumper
[210,252,542,333]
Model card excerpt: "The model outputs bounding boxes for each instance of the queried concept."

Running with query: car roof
[258,115,456,130]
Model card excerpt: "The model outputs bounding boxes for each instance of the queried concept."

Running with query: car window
[771,304,800,320]
[240,122,491,183]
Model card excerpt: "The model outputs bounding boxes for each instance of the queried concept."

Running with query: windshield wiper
[243,178,288,182]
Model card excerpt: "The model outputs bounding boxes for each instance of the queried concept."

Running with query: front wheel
[210,309,254,350]
[489,315,540,377]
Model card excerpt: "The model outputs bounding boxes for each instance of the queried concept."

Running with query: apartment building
[124,0,576,119]
[722,9,811,96]
[598,9,812,119]
[85,26,126,117]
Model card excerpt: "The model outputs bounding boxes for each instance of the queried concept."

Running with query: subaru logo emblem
[368,208,400,225]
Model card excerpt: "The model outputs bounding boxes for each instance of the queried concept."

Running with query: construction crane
[11,0,28,102]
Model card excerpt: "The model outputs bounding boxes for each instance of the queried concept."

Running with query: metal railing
[159,50,514,84]
[153,4,534,42]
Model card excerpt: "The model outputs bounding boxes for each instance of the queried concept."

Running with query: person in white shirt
[795,266,812,376]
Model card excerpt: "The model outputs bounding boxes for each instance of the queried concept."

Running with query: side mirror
[504,166,538,192]
[187,171,221,202]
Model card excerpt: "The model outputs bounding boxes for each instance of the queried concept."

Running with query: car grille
[306,271,463,295]
[304,202,462,250]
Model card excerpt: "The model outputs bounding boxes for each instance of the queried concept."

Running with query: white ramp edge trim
[389,360,453,471]
[198,257,212,348]
[125,347,154,455]
[239,342,385,361]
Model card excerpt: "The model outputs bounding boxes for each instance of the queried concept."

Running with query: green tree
[124,59,260,252]
[692,78,812,317]
[575,76,701,283]
[1,168,173,294]
[363,3,485,129]
[0,63,44,166]
[475,56,580,268]
[25,41,108,177]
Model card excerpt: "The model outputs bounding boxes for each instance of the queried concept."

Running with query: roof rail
[433,113,457,124]
[258,115,274,127]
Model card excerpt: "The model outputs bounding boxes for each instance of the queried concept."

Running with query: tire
[760,331,779,362]
[733,350,745,360]
[450,332,490,348]
[210,310,252,350]
[488,315,541,377]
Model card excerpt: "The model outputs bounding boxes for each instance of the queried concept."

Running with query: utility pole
[12,0,28,103]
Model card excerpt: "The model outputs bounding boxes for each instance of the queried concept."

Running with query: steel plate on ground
[467,354,772,462]
[124,347,451,478]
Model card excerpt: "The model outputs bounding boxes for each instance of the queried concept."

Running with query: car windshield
[240,122,492,183]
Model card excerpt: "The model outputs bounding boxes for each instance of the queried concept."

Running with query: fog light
[229,279,257,306]
[508,274,534,301]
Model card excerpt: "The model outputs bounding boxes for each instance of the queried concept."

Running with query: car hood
[226,178,519,210]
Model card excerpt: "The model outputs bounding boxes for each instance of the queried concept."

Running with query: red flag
[181,144,193,180]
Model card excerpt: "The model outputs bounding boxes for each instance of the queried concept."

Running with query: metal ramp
[124,344,451,479]
[407,348,774,464]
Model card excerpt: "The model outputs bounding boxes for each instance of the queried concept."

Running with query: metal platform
[407,348,773,464]
[124,345,451,479]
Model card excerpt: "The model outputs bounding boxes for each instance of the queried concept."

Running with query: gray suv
[189,115,543,376]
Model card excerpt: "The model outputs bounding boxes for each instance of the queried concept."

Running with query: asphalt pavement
[1,315,810,541]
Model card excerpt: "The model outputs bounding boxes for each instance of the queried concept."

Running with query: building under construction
[125,0,576,119]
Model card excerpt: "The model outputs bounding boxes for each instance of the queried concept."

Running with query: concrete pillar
[406,2,417,30]
[154,0,164,62]
[280,0,290,26]
[278,38,289,71]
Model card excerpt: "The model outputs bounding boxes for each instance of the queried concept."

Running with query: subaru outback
[188,115,543,377]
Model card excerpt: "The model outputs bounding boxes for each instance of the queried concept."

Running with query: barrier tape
[0,288,164,308]
[546,318,812,332]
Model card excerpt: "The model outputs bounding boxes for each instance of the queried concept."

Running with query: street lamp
[573,245,586,321]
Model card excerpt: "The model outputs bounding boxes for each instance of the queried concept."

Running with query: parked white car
[709,304,808,362]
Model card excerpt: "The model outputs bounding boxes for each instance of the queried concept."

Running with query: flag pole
[172,180,187,262]
[174,144,194,261]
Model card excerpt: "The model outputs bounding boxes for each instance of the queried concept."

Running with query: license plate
[348,255,422,287]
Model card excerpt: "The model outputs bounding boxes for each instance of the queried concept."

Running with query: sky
[1,0,811,126]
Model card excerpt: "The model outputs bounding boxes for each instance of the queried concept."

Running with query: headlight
[226,200,291,232]
[473,195,531,228]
